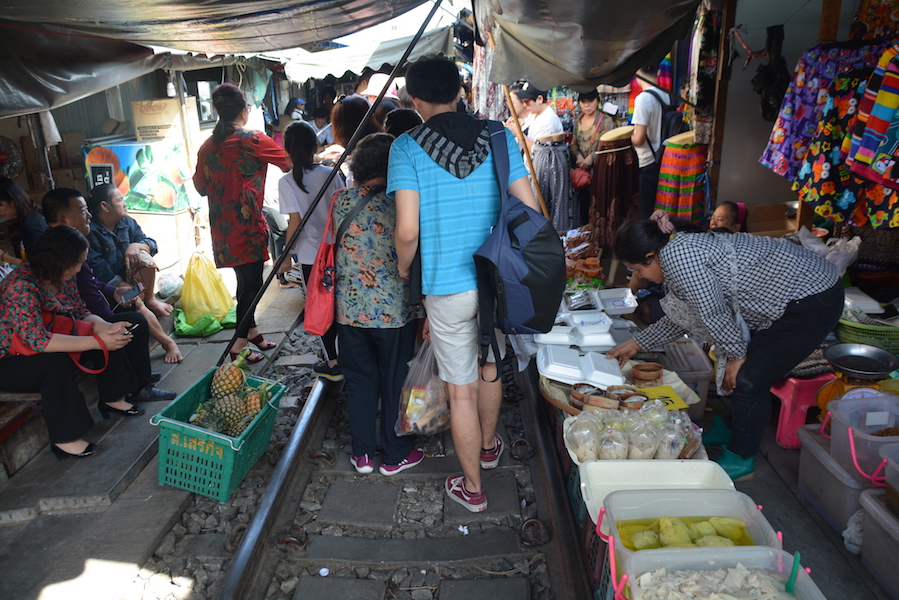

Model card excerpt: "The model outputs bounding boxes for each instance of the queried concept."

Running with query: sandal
[248,334,277,351]
[230,349,264,364]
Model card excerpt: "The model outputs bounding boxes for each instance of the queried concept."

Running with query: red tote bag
[303,195,339,337]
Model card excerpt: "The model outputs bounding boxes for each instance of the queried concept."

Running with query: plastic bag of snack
[395,340,450,436]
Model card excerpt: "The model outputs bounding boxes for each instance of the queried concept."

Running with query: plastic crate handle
[597,506,609,542]
[608,535,629,600]
[847,427,887,486]
[820,412,831,439]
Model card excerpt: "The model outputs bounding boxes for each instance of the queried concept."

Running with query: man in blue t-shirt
[389,55,539,513]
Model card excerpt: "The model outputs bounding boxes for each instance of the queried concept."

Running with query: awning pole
[487,32,549,220]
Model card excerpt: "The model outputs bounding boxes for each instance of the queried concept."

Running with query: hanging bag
[8,311,109,374]
[181,251,234,325]
[394,340,451,436]
[304,186,382,336]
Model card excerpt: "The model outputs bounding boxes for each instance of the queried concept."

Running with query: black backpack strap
[478,121,509,380]
[643,90,665,157]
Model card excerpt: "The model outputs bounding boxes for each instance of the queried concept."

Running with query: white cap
[359,73,399,100]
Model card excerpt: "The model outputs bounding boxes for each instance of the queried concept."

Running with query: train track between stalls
[215,362,592,600]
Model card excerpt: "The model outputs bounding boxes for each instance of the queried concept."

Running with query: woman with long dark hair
[0,176,46,260]
[607,212,843,481]
[277,121,345,380]
[0,226,144,460]
[193,83,290,363]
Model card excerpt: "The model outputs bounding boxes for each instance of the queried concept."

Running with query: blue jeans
[726,281,844,458]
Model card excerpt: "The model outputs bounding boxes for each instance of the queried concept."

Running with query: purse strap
[77,334,109,375]
[334,184,385,246]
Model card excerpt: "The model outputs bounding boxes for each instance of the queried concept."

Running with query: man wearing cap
[290,98,307,121]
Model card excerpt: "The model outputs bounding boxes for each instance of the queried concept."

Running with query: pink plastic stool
[770,373,836,449]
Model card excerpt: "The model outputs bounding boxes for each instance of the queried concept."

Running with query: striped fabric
[844,43,899,167]
[655,141,708,221]
[849,50,899,191]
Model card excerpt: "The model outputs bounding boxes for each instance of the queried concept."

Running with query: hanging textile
[686,0,721,144]
[548,87,577,144]
[850,0,899,41]
[759,42,885,181]
[533,141,576,231]
[472,43,509,121]
[655,140,708,221]
[589,139,639,248]
[658,54,673,92]
[844,43,899,164]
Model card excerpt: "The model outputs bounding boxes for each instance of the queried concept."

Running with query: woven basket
[835,319,899,354]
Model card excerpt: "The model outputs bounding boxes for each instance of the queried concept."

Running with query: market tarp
[473,0,702,90]
[281,26,454,81]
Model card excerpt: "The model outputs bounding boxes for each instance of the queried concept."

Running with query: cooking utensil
[824,343,899,380]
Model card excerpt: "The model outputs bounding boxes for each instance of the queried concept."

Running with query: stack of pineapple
[191,349,274,438]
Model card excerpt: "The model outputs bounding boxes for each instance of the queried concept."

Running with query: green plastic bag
[173,306,237,337]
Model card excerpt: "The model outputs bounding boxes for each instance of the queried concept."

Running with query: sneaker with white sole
[480,433,505,469]
[350,454,373,474]
[379,449,425,476]
[445,474,487,512]
[313,361,344,382]
[284,267,305,285]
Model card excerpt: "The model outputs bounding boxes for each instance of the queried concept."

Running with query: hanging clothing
[847,50,899,193]
[532,140,575,231]
[759,42,885,181]
[687,0,722,144]
[850,0,899,41]
[589,139,639,248]
[655,140,708,221]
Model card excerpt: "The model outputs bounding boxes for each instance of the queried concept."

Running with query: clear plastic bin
[880,443,899,519]
[797,424,874,532]
[829,394,899,477]
[658,337,713,420]
[602,489,782,575]
[625,546,826,600]
[860,489,899,599]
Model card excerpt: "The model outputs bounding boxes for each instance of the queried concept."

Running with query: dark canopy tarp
[473,0,702,90]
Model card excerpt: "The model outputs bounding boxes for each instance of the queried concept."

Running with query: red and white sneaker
[445,475,487,512]
[480,433,505,469]
[379,449,425,476]
[350,454,373,474]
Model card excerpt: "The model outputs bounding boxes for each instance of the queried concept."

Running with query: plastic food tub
[658,337,713,420]
[860,489,899,599]
[797,424,874,532]
[593,288,638,315]
[601,489,782,576]
[829,394,899,478]
[625,546,826,600]
[880,443,899,518]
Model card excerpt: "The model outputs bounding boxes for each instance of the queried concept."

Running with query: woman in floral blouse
[570,90,615,224]
[333,133,424,476]
[193,83,290,363]
[0,226,143,460]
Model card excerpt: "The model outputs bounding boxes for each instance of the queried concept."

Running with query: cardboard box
[745,202,810,237]
[131,97,200,143]
[51,168,88,196]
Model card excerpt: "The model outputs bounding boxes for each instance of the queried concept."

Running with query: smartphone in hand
[121,282,144,303]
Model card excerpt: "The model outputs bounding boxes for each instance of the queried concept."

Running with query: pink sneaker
[379,449,425,476]
[445,475,487,512]
[480,433,504,469]
[350,454,373,474]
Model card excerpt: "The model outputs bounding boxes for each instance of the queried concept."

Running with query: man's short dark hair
[42,188,83,224]
[87,183,116,215]
[405,55,461,105]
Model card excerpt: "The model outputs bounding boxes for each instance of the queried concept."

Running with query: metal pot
[823,343,899,379]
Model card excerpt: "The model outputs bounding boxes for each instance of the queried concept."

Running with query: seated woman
[0,176,47,261]
[709,201,748,233]
[0,226,145,460]
[86,184,183,363]
[333,132,424,475]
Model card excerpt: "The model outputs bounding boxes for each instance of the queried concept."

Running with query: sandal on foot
[248,334,277,350]
[230,349,264,364]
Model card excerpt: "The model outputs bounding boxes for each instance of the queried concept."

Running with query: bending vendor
[607,211,843,481]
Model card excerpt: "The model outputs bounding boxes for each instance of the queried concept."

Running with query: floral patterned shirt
[333,185,423,328]
[0,263,89,357]
[193,127,289,268]
[570,113,616,160]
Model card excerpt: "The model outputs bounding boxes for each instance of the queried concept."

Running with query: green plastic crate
[150,367,285,502]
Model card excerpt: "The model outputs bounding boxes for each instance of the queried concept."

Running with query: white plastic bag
[395,341,450,436]
[798,226,860,275]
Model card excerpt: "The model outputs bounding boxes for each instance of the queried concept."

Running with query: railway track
[215,363,592,599]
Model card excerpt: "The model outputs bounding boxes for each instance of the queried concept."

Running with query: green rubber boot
[702,415,731,448]
[717,446,755,482]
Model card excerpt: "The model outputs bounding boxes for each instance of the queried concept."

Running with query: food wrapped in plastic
[659,516,694,547]
[626,419,662,459]
[632,530,662,550]
[709,517,748,541]
[566,290,596,310]
[600,409,625,431]
[695,534,736,547]
[564,411,603,462]
[598,426,628,460]
[639,400,670,425]
[654,419,687,460]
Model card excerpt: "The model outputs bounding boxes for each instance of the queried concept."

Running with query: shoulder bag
[8,311,109,374]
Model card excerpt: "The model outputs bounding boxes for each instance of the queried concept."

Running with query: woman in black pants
[608,211,843,481]
[0,226,143,460]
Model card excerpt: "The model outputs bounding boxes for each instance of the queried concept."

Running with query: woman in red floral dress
[193,83,290,362]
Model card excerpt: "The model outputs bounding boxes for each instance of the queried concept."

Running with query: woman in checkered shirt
[607,213,843,481]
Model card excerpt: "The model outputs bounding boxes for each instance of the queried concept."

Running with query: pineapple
[210,349,251,399]
[244,388,263,417]
[213,394,245,432]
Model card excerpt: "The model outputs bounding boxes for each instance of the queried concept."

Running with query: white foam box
[658,337,714,420]
[536,345,623,388]
[593,288,638,315]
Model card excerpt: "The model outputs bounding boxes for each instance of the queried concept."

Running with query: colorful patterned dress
[193,127,289,268]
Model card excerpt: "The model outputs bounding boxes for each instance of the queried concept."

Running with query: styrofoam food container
[571,327,616,350]
[860,489,899,598]
[565,310,613,330]
[536,345,624,388]
[533,325,573,346]
[602,489,782,570]
[829,394,899,476]
[626,546,826,600]
[797,424,874,532]
[579,459,729,526]
[593,288,638,315]
[845,286,884,314]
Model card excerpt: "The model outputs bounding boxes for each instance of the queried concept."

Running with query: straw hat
[600,125,634,142]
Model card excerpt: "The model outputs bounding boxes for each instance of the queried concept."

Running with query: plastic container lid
[536,345,624,388]
[580,351,624,388]
[626,546,826,600]
[533,325,573,346]
[565,310,613,330]
[571,327,616,351]
[593,288,638,315]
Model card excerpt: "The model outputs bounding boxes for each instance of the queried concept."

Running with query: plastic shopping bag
[395,340,451,436]
[181,251,234,325]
